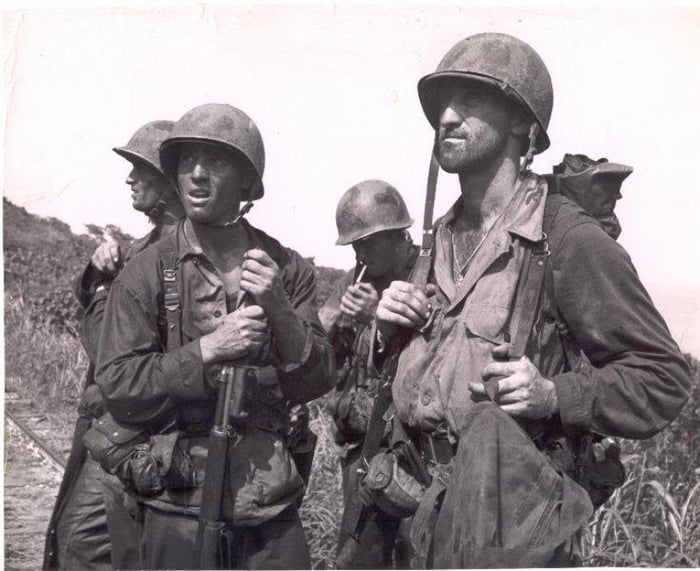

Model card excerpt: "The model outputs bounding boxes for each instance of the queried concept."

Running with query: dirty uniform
[390,175,690,566]
[44,216,179,571]
[320,249,416,569]
[95,218,334,570]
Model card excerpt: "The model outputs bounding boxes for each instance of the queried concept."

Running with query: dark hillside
[3,198,345,334]
[3,199,103,334]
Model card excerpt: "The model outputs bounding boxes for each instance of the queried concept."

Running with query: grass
[7,299,698,568]
[4,297,87,409]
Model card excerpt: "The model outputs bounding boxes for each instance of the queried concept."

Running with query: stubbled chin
[437,153,462,174]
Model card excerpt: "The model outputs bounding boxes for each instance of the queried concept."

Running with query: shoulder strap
[508,192,563,358]
[408,153,440,288]
[158,233,183,353]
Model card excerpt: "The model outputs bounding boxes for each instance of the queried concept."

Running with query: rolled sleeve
[274,326,314,375]
[551,222,691,439]
[73,263,102,309]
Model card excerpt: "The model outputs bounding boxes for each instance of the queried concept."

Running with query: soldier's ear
[241,168,256,195]
[510,113,530,137]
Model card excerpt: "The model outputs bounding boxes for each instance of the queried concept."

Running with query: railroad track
[5,408,66,473]
[4,395,73,570]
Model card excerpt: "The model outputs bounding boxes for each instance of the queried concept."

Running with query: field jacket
[95,218,334,523]
[392,174,690,441]
[73,216,181,418]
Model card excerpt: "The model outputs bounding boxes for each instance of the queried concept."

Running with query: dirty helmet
[335,180,414,245]
[418,32,553,154]
[113,120,174,176]
[160,103,265,201]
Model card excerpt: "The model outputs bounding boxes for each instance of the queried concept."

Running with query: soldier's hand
[470,344,559,419]
[376,281,433,340]
[241,249,289,312]
[90,239,122,277]
[200,305,269,364]
[340,282,379,324]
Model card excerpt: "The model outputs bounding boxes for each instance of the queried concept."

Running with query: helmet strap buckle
[520,123,539,174]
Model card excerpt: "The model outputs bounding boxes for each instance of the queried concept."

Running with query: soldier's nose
[191,162,207,179]
[439,105,461,129]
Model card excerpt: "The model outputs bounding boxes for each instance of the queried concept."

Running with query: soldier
[319,180,417,568]
[95,103,334,569]
[44,120,183,570]
[373,33,690,567]
[552,153,633,240]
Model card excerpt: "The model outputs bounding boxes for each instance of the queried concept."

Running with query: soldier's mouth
[188,189,211,199]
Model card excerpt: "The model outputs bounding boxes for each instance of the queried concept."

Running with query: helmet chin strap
[520,123,539,175]
[207,201,255,228]
[146,199,167,222]
[146,178,178,223]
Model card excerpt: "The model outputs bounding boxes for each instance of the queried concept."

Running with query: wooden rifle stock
[196,290,252,569]
[196,366,234,569]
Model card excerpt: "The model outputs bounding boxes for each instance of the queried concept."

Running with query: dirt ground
[4,402,71,570]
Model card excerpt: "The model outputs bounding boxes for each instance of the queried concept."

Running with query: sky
[2,1,699,354]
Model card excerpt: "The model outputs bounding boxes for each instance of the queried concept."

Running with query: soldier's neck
[186,218,249,272]
[149,197,185,229]
[456,156,520,231]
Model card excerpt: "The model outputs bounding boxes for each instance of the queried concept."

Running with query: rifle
[196,294,253,570]
[337,154,440,559]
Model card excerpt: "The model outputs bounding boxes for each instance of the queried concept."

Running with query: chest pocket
[461,274,517,345]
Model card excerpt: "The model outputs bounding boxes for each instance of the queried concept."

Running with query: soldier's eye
[179,154,195,170]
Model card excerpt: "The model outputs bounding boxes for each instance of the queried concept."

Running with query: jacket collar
[436,173,547,243]
[173,217,287,268]
[433,174,548,311]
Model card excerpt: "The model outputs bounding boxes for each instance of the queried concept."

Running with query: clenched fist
[376,280,433,340]
[469,343,559,419]
[90,239,122,278]
[200,305,269,364]
[241,249,288,312]
[340,282,379,325]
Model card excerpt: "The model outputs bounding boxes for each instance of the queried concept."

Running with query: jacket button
[421,392,433,406]
[214,310,222,318]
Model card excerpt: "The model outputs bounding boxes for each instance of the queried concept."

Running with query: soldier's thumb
[491,342,514,361]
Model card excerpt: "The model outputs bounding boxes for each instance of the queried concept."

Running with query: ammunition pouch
[331,367,377,444]
[361,448,426,519]
[575,434,626,509]
[539,432,625,509]
[83,413,197,497]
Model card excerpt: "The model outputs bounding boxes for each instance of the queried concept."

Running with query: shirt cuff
[273,326,314,374]
[162,340,207,399]
[550,371,589,435]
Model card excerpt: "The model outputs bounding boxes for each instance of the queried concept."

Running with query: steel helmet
[113,120,174,175]
[335,180,414,245]
[160,103,265,201]
[418,33,554,153]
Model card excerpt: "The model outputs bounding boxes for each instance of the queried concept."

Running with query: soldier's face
[352,231,403,279]
[126,160,169,213]
[435,82,516,174]
[176,143,249,225]
[588,177,622,217]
